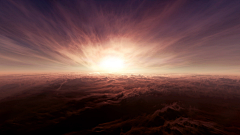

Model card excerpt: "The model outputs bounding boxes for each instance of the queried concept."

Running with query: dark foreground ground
[0,73,240,135]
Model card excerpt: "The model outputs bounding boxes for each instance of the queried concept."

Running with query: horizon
[1,1,240,134]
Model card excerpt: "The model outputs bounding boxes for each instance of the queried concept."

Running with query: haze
[0,0,240,74]
[1,1,240,135]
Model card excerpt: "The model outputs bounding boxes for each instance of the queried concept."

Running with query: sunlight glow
[98,57,124,72]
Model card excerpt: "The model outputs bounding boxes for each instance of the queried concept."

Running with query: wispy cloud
[0,0,240,73]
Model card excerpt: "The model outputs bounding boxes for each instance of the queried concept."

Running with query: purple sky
[0,0,240,74]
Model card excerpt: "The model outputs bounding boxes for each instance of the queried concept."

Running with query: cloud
[0,0,240,73]
[88,103,223,135]
[0,74,240,134]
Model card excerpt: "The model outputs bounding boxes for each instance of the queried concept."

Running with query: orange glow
[95,56,125,72]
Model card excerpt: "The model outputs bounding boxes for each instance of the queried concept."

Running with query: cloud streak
[0,0,240,74]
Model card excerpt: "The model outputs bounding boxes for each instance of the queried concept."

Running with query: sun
[98,57,124,72]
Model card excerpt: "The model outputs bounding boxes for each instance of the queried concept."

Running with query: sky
[0,0,240,74]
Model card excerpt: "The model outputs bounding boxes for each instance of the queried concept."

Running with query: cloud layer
[0,74,240,134]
